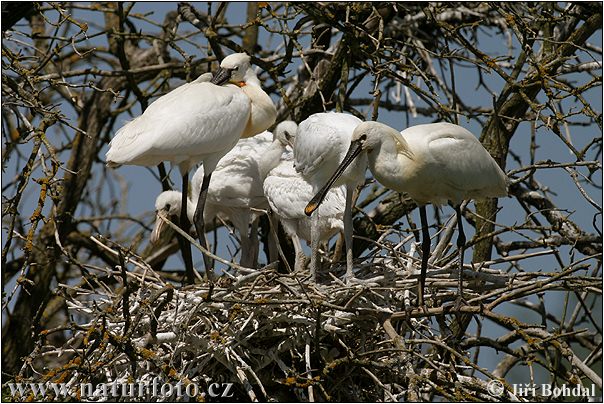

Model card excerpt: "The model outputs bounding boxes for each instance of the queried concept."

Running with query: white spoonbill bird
[150,190,209,243]
[191,121,296,268]
[294,112,366,282]
[151,122,296,268]
[305,122,508,306]
[106,53,277,283]
[264,153,345,272]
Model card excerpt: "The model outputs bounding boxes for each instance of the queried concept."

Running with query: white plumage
[106,56,267,174]
[295,112,367,188]
[152,122,295,268]
[106,53,277,282]
[194,121,296,267]
[150,190,203,245]
[198,121,297,212]
[264,152,345,272]
[294,112,366,282]
[306,121,508,305]
[366,123,507,205]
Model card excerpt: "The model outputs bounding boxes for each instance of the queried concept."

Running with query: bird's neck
[240,84,277,138]
[368,135,409,193]
[258,140,287,180]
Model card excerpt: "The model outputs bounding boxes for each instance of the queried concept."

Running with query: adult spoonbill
[264,152,345,272]
[106,53,277,283]
[305,122,507,306]
[151,122,296,268]
[294,112,366,282]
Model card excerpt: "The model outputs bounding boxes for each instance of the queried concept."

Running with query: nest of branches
[15,220,601,403]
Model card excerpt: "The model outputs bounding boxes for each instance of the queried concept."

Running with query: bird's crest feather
[391,131,414,160]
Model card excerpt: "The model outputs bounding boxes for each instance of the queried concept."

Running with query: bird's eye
[359,134,367,142]
[166,203,171,211]
[284,131,291,139]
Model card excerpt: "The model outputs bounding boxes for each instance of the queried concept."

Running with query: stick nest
[17,238,600,402]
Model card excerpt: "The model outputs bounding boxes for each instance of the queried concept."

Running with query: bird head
[150,191,182,244]
[210,53,252,86]
[304,121,390,216]
[350,121,395,152]
[274,120,297,148]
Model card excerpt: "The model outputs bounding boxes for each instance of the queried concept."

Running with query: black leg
[193,172,214,279]
[178,172,195,285]
[418,205,430,307]
[454,204,466,305]
[157,163,171,192]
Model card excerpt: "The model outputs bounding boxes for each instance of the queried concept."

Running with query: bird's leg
[418,205,431,309]
[238,228,251,268]
[291,233,307,273]
[331,233,344,267]
[157,163,171,192]
[249,215,260,269]
[266,210,280,264]
[193,173,214,281]
[454,204,467,312]
[237,211,253,269]
[309,211,320,283]
[344,184,355,283]
[178,172,195,285]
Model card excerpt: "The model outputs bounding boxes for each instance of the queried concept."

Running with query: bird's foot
[293,255,308,274]
[443,294,468,315]
[415,296,430,315]
[403,301,416,320]
[453,295,467,313]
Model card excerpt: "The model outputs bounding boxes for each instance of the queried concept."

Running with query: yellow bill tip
[304,203,317,216]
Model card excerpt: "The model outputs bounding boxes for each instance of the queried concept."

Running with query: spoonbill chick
[150,190,211,245]
[106,53,277,283]
[306,122,507,306]
[264,153,345,273]
[151,122,296,268]
[190,121,296,268]
[294,112,366,282]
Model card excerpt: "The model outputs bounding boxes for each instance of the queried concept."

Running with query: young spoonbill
[106,53,277,283]
[151,122,296,268]
[264,152,345,272]
[305,121,508,306]
[294,112,366,282]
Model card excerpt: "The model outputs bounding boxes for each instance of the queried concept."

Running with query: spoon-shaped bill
[210,67,231,85]
[150,210,169,245]
[304,138,364,216]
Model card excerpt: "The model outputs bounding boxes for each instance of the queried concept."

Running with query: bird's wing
[425,126,507,199]
[316,185,346,218]
[188,132,272,207]
[193,72,214,83]
[208,132,273,206]
[215,131,272,171]
[207,168,264,208]
[264,161,345,220]
[106,83,251,166]
[294,113,362,183]
[264,162,314,220]
[293,113,343,177]
[293,132,326,178]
